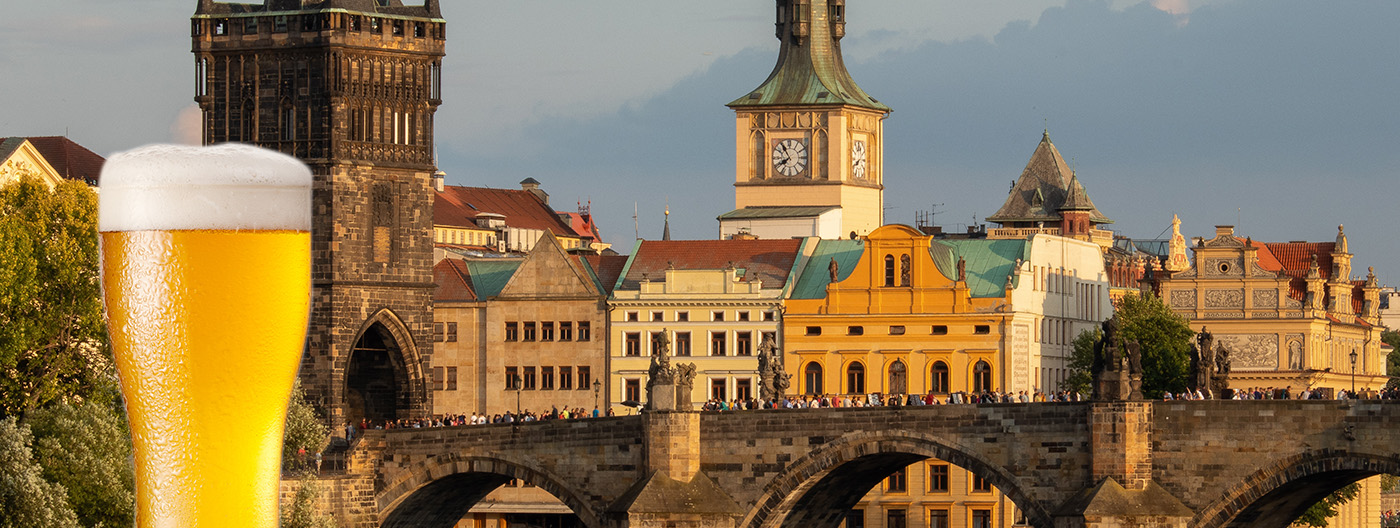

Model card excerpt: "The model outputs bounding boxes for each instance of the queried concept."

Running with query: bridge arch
[378,454,602,528]
[343,308,426,426]
[742,429,1051,528]
[1194,450,1400,528]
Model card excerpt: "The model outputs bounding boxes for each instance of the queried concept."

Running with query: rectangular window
[523,322,536,341]
[806,326,822,336]
[559,367,573,390]
[414,21,425,38]
[888,325,905,336]
[578,321,591,341]
[972,510,991,528]
[432,367,444,391]
[505,322,519,342]
[274,15,288,32]
[522,367,536,390]
[392,20,404,36]
[886,467,907,493]
[624,378,640,403]
[711,331,727,356]
[651,311,664,322]
[433,322,444,342]
[710,378,727,401]
[928,464,949,493]
[736,378,752,401]
[446,322,457,343]
[884,508,905,528]
[675,332,691,356]
[559,322,573,341]
[505,366,519,389]
[927,509,948,528]
[738,311,750,321]
[736,331,752,356]
[848,326,864,336]
[541,367,554,390]
[349,15,360,31]
[301,14,315,32]
[931,325,948,335]
[626,311,639,322]
[712,311,725,321]
[370,17,381,33]
[540,322,553,341]
[972,474,992,493]
[445,367,457,391]
[974,325,991,335]
[650,331,667,355]
[676,311,689,322]
[625,333,642,356]
[763,311,775,321]
[578,366,591,391]
[845,510,865,528]
[244,17,258,34]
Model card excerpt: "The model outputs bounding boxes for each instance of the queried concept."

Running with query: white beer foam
[99,143,312,232]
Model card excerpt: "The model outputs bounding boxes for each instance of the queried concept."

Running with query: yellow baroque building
[784,224,1113,527]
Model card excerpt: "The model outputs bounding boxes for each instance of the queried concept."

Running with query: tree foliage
[0,177,113,417]
[280,473,338,528]
[1384,330,1399,390]
[1294,482,1359,527]
[25,402,134,528]
[0,417,80,528]
[1114,292,1194,399]
[283,379,329,471]
[1061,328,1100,396]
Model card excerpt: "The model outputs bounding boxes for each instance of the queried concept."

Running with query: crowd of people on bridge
[1165,386,1400,401]
[344,407,611,440]
[1382,509,1400,527]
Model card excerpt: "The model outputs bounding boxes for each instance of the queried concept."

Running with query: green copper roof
[928,239,1029,298]
[717,206,840,220]
[728,0,889,112]
[789,240,866,299]
[464,260,522,299]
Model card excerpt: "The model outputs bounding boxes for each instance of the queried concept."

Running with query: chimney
[432,169,446,192]
[520,178,548,205]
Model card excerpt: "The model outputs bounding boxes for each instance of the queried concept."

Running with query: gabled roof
[616,239,804,292]
[987,132,1111,225]
[462,260,523,299]
[435,185,578,235]
[789,240,866,300]
[583,254,630,295]
[727,1,888,112]
[25,137,104,186]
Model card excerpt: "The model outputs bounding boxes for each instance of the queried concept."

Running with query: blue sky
[2,0,1396,283]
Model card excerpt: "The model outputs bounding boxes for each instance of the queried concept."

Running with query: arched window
[888,360,907,395]
[804,362,823,395]
[900,254,911,286]
[884,254,895,287]
[846,362,865,394]
[973,360,992,393]
[930,361,950,393]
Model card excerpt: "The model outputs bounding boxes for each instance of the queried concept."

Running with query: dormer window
[1032,189,1044,207]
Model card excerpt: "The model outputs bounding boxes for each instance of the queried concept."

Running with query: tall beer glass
[100,144,312,527]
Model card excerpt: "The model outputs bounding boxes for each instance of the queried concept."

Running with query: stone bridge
[322,400,1400,528]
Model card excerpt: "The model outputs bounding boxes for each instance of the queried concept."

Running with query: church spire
[728,0,886,111]
[662,204,672,241]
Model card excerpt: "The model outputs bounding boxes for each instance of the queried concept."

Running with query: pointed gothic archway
[343,309,426,427]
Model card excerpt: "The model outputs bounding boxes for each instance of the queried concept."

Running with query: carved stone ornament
[1206,258,1243,276]
[1205,289,1244,309]
[1170,289,1197,309]
[1252,289,1279,309]
[1215,334,1278,370]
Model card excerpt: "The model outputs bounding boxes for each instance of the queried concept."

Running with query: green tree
[0,177,113,417]
[1060,293,1194,399]
[1384,330,1399,390]
[1294,482,1359,527]
[280,473,338,528]
[283,379,329,471]
[25,402,134,528]
[0,417,79,528]
[1060,328,1101,396]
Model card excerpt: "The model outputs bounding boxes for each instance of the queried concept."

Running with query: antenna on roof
[633,202,640,241]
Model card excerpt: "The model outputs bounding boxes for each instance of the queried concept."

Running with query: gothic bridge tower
[723,0,890,240]
[192,0,446,426]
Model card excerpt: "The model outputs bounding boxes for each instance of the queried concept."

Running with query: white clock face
[771,139,809,177]
[851,140,868,179]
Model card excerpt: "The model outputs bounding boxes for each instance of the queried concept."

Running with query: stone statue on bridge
[757,333,788,401]
[1190,327,1217,398]
[1211,342,1232,398]
[675,362,697,409]
[1092,315,1143,401]
[646,329,677,410]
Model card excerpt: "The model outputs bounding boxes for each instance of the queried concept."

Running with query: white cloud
[170,104,202,146]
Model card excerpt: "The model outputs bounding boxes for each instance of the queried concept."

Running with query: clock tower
[720,0,890,240]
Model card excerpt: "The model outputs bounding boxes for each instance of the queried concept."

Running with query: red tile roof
[23,136,105,186]
[433,259,478,302]
[584,254,630,294]
[1263,242,1336,279]
[619,239,804,290]
[434,185,576,235]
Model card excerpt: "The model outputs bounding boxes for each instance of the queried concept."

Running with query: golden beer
[100,144,312,528]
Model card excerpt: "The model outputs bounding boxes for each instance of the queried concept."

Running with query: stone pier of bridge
[303,400,1400,528]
